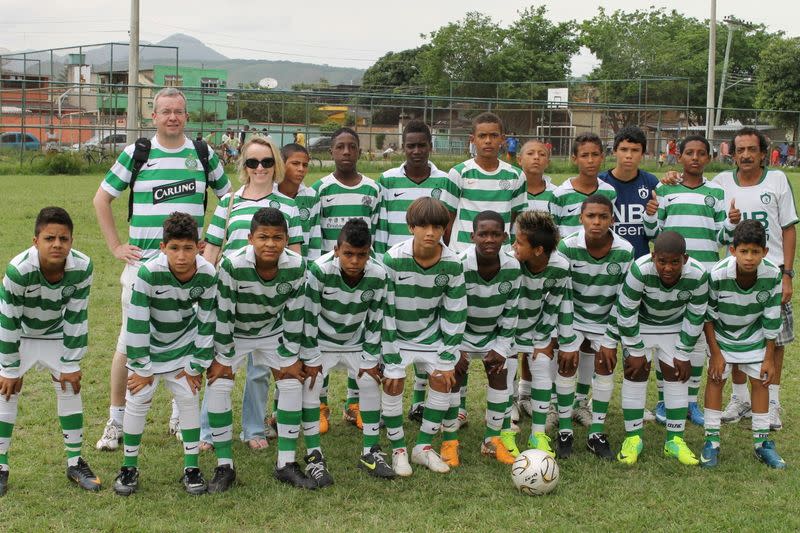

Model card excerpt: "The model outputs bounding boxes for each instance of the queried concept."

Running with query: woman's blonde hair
[237,135,285,186]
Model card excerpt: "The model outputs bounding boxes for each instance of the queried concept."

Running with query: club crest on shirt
[269,200,281,209]
[434,274,449,287]
[638,186,650,199]
[361,289,375,302]
[185,155,199,170]
[361,196,374,208]
[704,195,715,208]
[299,208,310,221]
[61,285,76,298]
[189,286,204,299]
[543,278,556,289]
[499,179,511,190]
[277,282,292,295]
[678,290,691,302]
[430,188,443,200]
[757,291,769,304]
[498,281,512,294]
[607,263,621,276]
[760,193,772,205]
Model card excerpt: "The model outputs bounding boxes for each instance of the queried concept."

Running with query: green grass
[0,170,798,532]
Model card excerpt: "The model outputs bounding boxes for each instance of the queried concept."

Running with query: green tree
[756,36,800,138]
[362,47,427,90]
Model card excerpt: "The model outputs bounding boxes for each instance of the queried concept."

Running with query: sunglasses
[244,157,276,169]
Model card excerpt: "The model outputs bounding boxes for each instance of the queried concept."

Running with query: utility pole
[705,0,716,141]
[715,17,752,126]
[126,0,140,143]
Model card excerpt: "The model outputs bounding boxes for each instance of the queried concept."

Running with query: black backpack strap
[192,139,211,213]
[127,137,151,222]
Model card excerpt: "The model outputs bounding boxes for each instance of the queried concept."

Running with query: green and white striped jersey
[292,184,322,259]
[0,247,92,378]
[205,185,304,256]
[101,136,231,260]
[642,178,734,270]
[302,251,387,366]
[448,159,526,252]
[613,255,709,359]
[215,246,305,365]
[382,239,467,364]
[557,228,634,334]
[458,245,521,357]
[714,168,799,266]
[514,250,579,352]
[706,256,782,364]
[310,173,381,257]
[552,178,618,238]
[374,162,459,254]
[526,176,557,213]
[126,253,217,377]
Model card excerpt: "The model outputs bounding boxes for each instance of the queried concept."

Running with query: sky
[1,0,797,76]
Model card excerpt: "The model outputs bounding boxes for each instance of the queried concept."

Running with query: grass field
[0,166,798,532]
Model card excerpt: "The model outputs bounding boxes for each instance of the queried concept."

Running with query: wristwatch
[783,268,795,279]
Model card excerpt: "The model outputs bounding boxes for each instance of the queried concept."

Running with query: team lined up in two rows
[0,87,795,497]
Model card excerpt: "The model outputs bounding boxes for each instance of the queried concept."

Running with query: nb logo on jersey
[638,186,650,199]
[152,179,197,204]
[761,193,772,205]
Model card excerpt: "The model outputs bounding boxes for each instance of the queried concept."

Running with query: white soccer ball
[511,449,560,495]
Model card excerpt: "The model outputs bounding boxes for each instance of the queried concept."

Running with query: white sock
[109,405,125,426]
[732,381,751,404]
[769,384,780,406]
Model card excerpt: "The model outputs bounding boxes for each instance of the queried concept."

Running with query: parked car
[307,136,333,151]
[0,132,41,151]
[71,133,127,152]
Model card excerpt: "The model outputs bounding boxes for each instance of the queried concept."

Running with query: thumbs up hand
[646,189,659,216]
[728,198,741,224]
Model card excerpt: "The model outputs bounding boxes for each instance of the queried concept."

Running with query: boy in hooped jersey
[113,212,218,496]
[643,135,737,427]
[701,220,785,469]
[453,211,521,466]
[0,207,99,496]
[311,128,382,431]
[381,197,467,476]
[302,218,395,479]
[552,133,618,428]
[613,232,708,466]
[557,194,633,459]
[206,208,314,492]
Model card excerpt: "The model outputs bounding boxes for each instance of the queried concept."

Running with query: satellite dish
[258,77,278,89]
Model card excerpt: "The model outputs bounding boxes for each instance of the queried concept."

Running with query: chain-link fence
[2,77,799,167]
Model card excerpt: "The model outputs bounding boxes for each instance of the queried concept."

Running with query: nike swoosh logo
[239,285,252,290]
[360,459,377,470]
[573,263,586,269]
[398,275,412,281]
[26,287,40,294]
[155,289,169,295]
[388,430,401,438]
[491,416,503,421]
[442,422,456,429]
[145,162,157,167]
[211,431,227,438]
[324,197,336,204]
[393,192,405,197]
[288,428,300,435]
[567,206,580,214]
[718,295,733,299]
[632,422,642,428]
[667,197,677,203]
[125,448,138,454]
[323,290,336,296]
[700,455,712,464]
[185,445,198,451]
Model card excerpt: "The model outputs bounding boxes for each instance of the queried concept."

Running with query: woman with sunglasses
[200,135,304,452]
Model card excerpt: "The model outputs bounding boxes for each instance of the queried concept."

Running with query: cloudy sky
[1,0,797,75]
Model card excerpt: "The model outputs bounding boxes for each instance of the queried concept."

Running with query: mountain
[3,34,363,88]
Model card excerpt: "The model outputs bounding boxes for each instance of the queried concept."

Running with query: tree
[756,36,800,138]
[580,7,781,131]
[361,47,427,90]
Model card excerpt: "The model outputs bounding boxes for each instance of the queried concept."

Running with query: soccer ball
[511,449,559,495]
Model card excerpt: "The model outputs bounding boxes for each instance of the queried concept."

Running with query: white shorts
[383,348,454,380]
[125,368,196,403]
[721,361,764,381]
[318,351,376,376]
[630,333,706,367]
[10,337,67,378]
[215,333,295,372]
[115,262,141,354]
[574,330,606,353]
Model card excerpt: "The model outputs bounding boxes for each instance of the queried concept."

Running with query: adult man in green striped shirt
[381,198,467,476]
[302,219,395,479]
[556,194,634,460]
[206,208,315,491]
[612,232,708,466]
[0,207,100,496]
[94,87,230,451]
[112,213,218,496]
